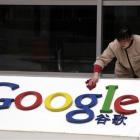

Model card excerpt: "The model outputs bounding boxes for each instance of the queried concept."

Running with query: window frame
[0,0,140,76]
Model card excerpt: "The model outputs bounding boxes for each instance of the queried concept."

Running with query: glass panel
[0,5,96,73]
[103,6,140,74]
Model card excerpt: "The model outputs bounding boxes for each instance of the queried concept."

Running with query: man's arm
[86,44,115,90]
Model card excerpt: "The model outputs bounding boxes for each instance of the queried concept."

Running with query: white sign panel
[0,76,139,138]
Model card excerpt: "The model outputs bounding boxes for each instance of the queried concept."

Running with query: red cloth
[85,64,102,90]
[85,79,96,90]
[93,64,102,73]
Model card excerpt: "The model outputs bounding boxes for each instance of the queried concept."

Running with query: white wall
[0,75,139,139]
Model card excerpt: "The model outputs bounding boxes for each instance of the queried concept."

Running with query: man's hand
[86,72,100,90]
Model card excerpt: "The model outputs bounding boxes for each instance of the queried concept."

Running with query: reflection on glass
[0,5,96,73]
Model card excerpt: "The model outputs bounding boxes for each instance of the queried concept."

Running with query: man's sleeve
[93,44,115,72]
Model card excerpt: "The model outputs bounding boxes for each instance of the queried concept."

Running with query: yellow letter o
[44,92,73,112]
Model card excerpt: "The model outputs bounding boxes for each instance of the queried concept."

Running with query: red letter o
[15,91,42,110]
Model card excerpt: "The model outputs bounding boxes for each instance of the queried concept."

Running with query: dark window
[0,5,97,73]
[103,6,140,74]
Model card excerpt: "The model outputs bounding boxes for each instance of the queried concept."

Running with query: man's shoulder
[108,39,119,50]
[133,34,140,40]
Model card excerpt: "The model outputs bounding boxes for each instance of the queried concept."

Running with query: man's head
[116,25,133,48]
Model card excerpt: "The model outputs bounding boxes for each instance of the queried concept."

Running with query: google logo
[0,82,139,124]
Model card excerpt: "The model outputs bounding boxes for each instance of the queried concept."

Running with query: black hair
[116,25,132,41]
